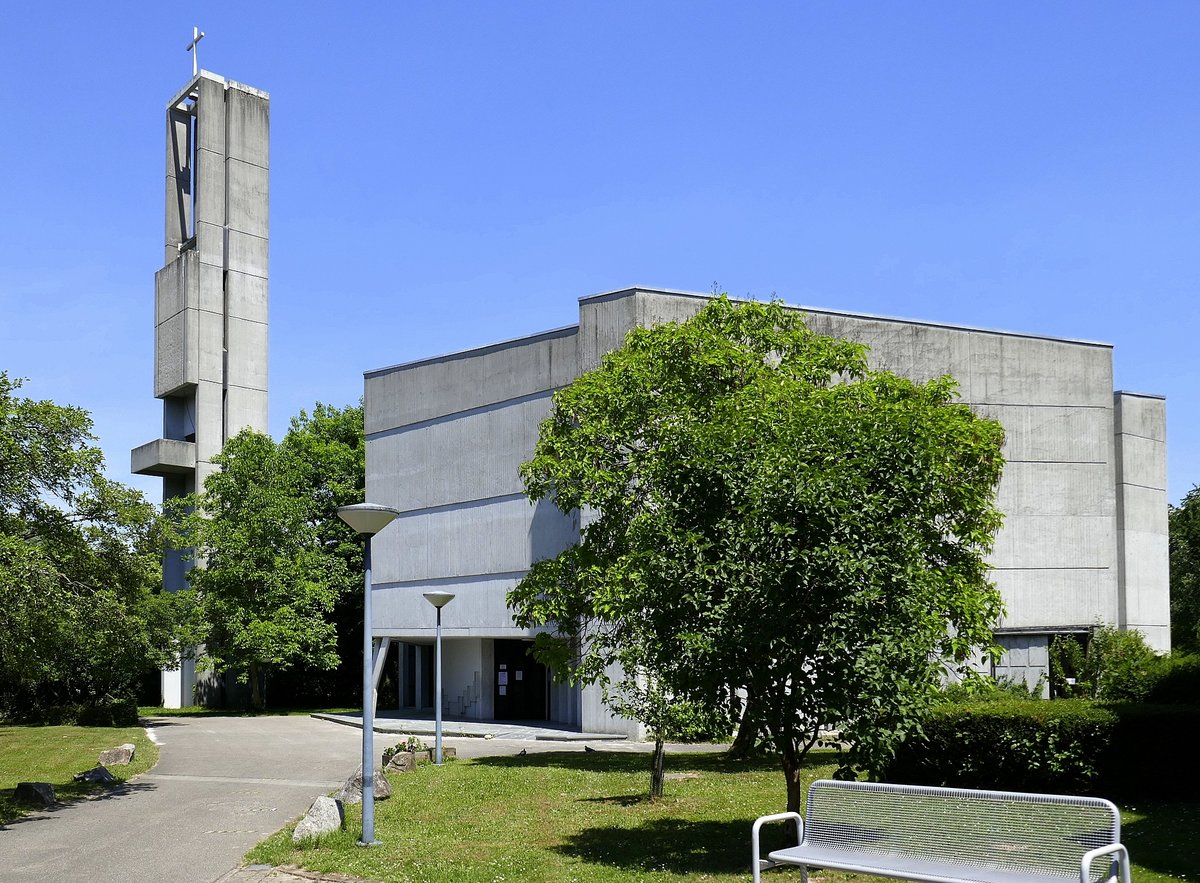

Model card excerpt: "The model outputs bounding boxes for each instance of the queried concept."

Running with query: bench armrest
[751,811,804,883]
[1081,842,1131,883]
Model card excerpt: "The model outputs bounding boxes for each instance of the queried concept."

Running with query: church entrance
[493,639,547,721]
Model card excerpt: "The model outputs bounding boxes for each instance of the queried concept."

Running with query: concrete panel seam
[365,388,558,440]
[388,492,532,519]
[366,325,580,378]
[1005,459,1108,466]
[374,570,530,590]
[225,155,269,173]
[1115,431,1167,443]
[988,565,1109,571]
[1117,480,1168,493]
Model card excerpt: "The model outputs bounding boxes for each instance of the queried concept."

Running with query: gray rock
[335,764,391,805]
[98,743,136,765]
[14,782,56,807]
[292,795,344,844]
[385,751,416,773]
[73,766,117,784]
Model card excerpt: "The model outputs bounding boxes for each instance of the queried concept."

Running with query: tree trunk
[249,663,264,711]
[779,740,806,846]
[729,694,763,758]
[649,737,665,800]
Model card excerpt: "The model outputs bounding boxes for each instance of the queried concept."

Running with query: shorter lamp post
[422,590,455,764]
[337,502,400,847]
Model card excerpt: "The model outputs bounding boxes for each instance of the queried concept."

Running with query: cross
[186,26,205,77]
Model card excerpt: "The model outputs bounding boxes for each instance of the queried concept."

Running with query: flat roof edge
[579,286,1113,348]
[365,324,580,378]
[1115,390,1167,401]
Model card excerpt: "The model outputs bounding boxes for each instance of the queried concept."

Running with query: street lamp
[422,590,455,764]
[337,502,400,847]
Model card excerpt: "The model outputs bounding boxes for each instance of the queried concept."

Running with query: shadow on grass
[0,780,157,829]
[1121,801,1200,880]
[553,817,756,874]
[472,749,789,775]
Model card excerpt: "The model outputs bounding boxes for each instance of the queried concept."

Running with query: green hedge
[23,696,140,728]
[1147,654,1200,704]
[886,699,1200,800]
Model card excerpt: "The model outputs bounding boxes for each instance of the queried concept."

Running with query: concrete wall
[1115,392,1170,652]
[135,71,270,707]
[365,286,1170,731]
[366,327,582,725]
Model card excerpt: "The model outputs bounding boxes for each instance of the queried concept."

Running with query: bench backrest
[806,780,1120,881]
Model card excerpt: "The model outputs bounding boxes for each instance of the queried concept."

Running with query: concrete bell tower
[132,69,269,707]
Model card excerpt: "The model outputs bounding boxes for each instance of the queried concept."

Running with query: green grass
[247,750,1196,882]
[0,723,159,825]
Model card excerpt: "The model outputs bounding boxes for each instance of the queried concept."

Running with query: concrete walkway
[311,709,630,741]
[0,714,644,883]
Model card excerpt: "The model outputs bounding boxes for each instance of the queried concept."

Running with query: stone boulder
[73,766,117,784]
[14,782,56,808]
[385,751,416,773]
[335,764,391,805]
[98,743,136,765]
[292,795,345,844]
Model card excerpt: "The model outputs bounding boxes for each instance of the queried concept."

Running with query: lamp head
[336,503,401,536]
[423,591,456,609]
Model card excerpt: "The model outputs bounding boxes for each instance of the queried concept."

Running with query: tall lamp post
[337,502,400,847]
[422,591,455,764]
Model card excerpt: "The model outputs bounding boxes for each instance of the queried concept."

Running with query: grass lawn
[247,749,1196,882]
[0,723,159,825]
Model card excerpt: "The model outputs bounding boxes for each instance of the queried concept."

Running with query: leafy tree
[270,403,367,705]
[0,372,179,717]
[1169,486,1200,653]
[179,405,365,709]
[508,297,1006,813]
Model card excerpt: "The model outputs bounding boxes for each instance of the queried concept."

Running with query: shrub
[1050,626,1158,701]
[23,696,140,727]
[382,735,426,765]
[940,675,1044,703]
[1146,654,1200,705]
[887,699,1114,793]
[887,698,1200,800]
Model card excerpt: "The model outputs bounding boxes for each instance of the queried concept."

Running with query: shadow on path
[0,780,158,831]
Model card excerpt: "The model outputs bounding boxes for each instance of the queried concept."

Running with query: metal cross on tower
[186,26,205,77]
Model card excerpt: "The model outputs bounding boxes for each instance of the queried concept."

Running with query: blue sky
[2,2,1198,502]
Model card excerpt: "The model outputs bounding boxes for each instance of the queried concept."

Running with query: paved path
[0,715,667,883]
[1,716,362,883]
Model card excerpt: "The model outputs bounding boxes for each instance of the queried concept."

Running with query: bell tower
[131,68,269,707]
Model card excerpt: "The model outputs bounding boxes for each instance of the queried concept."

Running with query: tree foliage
[0,372,179,717]
[1169,485,1200,653]
[508,297,1006,811]
[178,403,365,709]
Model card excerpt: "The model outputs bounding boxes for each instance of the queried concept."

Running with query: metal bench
[752,780,1131,883]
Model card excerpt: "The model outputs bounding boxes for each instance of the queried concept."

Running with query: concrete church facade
[364,286,1169,735]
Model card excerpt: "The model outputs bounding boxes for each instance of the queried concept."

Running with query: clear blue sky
[2,2,1198,503]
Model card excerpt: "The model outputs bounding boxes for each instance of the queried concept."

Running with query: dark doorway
[493,639,547,720]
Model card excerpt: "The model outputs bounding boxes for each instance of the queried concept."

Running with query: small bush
[1050,626,1158,701]
[940,675,1044,703]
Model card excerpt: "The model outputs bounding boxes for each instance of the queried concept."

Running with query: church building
[363,286,1169,735]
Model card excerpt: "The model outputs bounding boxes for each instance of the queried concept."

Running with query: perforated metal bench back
[806,780,1120,881]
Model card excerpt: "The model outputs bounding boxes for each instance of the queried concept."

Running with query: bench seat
[767,844,1084,883]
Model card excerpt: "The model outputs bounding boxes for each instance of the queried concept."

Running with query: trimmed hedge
[886,699,1200,800]
[16,696,140,728]
[1147,654,1200,704]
